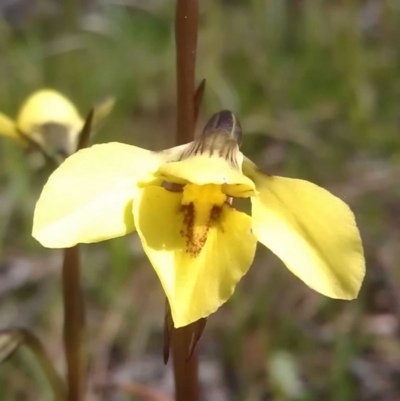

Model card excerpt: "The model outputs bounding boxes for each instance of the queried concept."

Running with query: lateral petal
[250,169,365,300]
[33,142,162,248]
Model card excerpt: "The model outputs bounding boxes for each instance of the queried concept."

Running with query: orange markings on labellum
[180,203,222,257]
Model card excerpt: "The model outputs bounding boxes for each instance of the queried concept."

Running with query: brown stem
[172,1,201,401]
[62,246,86,401]
[60,107,93,401]
[171,328,200,401]
[164,301,206,366]
[175,0,199,145]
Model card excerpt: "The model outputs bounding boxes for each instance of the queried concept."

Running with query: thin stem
[60,108,94,401]
[172,1,201,401]
[171,328,200,401]
[62,246,86,401]
[175,0,199,145]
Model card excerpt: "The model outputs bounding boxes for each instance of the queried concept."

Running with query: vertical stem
[175,0,199,145]
[60,109,93,401]
[171,328,200,401]
[173,1,200,401]
[62,246,86,401]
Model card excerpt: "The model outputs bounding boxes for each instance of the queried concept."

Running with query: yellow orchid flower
[32,110,365,328]
[0,89,114,158]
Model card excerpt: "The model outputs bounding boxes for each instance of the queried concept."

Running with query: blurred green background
[1,0,400,400]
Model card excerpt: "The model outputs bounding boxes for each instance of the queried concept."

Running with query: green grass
[1,0,400,400]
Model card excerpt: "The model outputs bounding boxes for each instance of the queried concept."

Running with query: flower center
[182,183,226,207]
[180,184,227,258]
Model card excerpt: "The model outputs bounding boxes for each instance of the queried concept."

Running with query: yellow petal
[0,112,24,144]
[250,170,365,299]
[158,155,255,197]
[33,142,162,248]
[133,186,257,327]
[17,89,83,137]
